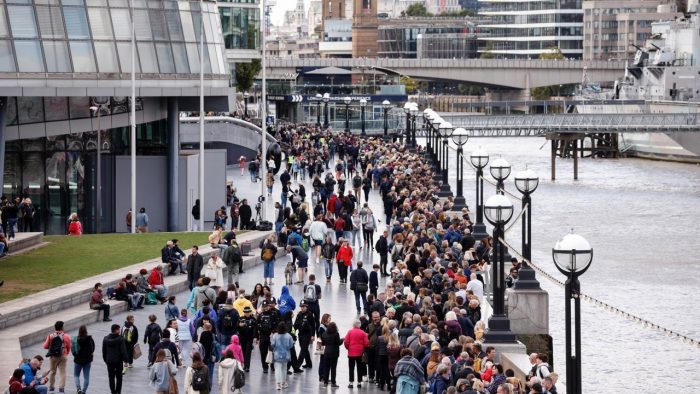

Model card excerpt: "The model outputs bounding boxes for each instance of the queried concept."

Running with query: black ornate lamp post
[360,99,367,137]
[382,100,391,139]
[315,93,322,127]
[451,127,469,211]
[403,102,412,144]
[423,108,433,159]
[322,93,330,128]
[343,96,351,133]
[438,121,454,197]
[483,194,517,343]
[514,169,541,290]
[552,231,593,394]
[470,148,490,241]
[490,158,511,195]
[243,91,250,118]
[430,114,443,174]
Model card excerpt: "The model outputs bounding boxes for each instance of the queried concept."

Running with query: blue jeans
[281,193,288,208]
[264,260,275,278]
[74,362,91,393]
[324,258,333,279]
[33,384,48,394]
[205,359,215,390]
[7,218,16,238]
[353,291,368,314]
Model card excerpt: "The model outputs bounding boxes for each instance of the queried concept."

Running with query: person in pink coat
[222,334,244,364]
[343,319,368,389]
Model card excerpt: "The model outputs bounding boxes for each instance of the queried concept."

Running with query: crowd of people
[7,123,556,394]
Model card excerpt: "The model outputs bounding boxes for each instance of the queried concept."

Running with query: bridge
[265,58,626,89]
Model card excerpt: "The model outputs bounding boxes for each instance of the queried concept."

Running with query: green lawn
[0,232,218,303]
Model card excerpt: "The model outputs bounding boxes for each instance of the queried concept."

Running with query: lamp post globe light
[382,100,391,139]
[315,93,322,127]
[470,148,490,241]
[490,157,511,195]
[552,231,593,394]
[323,93,330,128]
[513,168,541,290]
[431,115,443,170]
[243,91,250,119]
[360,99,367,137]
[423,108,434,159]
[343,96,352,133]
[451,128,469,211]
[483,194,517,343]
[438,121,454,197]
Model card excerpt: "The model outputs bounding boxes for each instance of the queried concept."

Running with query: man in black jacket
[239,199,252,230]
[186,246,204,290]
[293,300,316,369]
[102,324,128,394]
[375,230,389,276]
[151,329,180,367]
[349,261,369,315]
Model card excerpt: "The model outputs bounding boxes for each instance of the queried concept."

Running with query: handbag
[132,343,142,360]
[168,375,178,394]
[265,350,273,364]
[356,282,368,293]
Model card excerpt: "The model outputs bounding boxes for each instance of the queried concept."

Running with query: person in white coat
[202,253,226,291]
[218,351,243,394]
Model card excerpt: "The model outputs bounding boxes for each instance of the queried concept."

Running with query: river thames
[443,136,700,391]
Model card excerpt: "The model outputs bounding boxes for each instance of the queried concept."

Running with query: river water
[441,137,700,391]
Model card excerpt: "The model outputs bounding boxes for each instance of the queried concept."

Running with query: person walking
[202,252,226,291]
[237,306,257,372]
[349,261,370,315]
[375,230,390,276]
[192,199,201,232]
[335,239,353,284]
[149,349,177,394]
[270,322,295,391]
[321,235,335,283]
[136,207,149,233]
[260,235,278,286]
[102,324,128,394]
[321,322,342,388]
[186,246,204,291]
[72,325,95,394]
[343,319,369,389]
[177,309,194,366]
[183,352,209,394]
[218,351,244,394]
[42,321,72,394]
[120,315,139,371]
[361,207,376,250]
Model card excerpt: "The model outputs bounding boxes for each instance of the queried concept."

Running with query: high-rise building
[352,0,379,58]
[582,0,681,61]
[307,0,323,36]
[219,0,262,62]
[478,0,584,59]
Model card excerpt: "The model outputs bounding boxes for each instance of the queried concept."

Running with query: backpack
[145,291,158,305]
[301,238,310,253]
[191,366,209,391]
[148,325,162,345]
[262,247,274,261]
[192,342,204,358]
[220,309,235,331]
[121,326,133,343]
[334,198,342,211]
[233,362,246,389]
[71,336,80,357]
[304,284,317,302]
[396,375,420,394]
[46,333,65,357]
[352,176,362,188]
[258,314,273,333]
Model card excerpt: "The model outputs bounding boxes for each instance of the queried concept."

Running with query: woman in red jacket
[335,239,353,284]
[343,319,368,389]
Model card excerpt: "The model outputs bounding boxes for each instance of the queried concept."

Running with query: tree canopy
[235,59,262,93]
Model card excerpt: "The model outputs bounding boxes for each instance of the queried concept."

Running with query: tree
[405,3,430,17]
[480,42,496,59]
[530,47,565,100]
[235,59,261,93]
[400,76,419,94]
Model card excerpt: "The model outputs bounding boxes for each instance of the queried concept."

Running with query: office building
[583,0,681,61]
[378,17,480,58]
[478,0,584,59]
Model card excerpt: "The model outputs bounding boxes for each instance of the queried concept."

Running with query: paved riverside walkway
[19,156,395,393]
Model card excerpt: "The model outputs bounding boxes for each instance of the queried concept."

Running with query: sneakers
[331,383,339,388]
[103,318,112,322]
[348,383,354,389]
[282,382,289,388]
[276,383,282,391]
[358,383,362,388]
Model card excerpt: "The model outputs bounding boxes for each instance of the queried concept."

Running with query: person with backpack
[151,329,180,368]
[270,322,295,391]
[349,261,370,316]
[302,275,322,330]
[217,351,245,394]
[149,349,177,394]
[103,324,128,394]
[351,172,362,204]
[42,320,71,394]
[71,325,94,394]
[223,241,244,282]
[144,315,163,367]
[257,300,280,373]
[217,302,240,347]
[260,235,278,286]
[120,315,139,370]
[184,352,209,394]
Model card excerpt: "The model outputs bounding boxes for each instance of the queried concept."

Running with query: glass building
[478,0,584,59]
[0,0,231,234]
[377,18,481,59]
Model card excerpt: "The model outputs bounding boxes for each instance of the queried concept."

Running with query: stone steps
[6,232,43,254]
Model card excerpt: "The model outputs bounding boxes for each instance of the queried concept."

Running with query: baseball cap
[243,306,252,313]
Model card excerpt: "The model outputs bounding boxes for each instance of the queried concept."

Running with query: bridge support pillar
[550,140,556,181]
[167,97,180,231]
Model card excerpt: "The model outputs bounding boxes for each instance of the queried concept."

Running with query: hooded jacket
[278,285,296,316]
[217,357,242,394]
[102,333,127,364]
[222,335,244,363]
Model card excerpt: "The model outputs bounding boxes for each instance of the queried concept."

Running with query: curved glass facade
[219,3,260,50]
[0,0,226,75]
